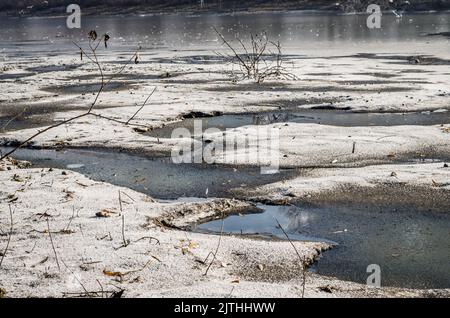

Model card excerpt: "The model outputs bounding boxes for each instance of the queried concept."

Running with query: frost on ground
[1,162,448,298]
[1,43,450,298]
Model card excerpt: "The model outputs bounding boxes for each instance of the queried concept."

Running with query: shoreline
[4,5,450,19]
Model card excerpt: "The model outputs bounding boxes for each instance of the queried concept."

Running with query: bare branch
[126,87,157,125]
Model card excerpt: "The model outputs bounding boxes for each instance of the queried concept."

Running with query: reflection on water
[197,203,450,289]
[3,147,295,200]
[1,12,450,56]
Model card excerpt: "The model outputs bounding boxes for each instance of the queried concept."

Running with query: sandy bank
[1,159,448,298]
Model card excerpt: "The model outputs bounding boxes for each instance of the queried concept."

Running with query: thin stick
[125,87,157,125]
[96,279,105,298]
[121,215,128,248]
[213,27,251,75]
[204,212,225,276]
[60,258,89,295]
[275,218,306,298]
[46,216,61,272]
[0,205,13,267]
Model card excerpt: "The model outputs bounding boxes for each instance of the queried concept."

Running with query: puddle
[196,202,450,289]
[3,147,296,200]
[147,110,450,139]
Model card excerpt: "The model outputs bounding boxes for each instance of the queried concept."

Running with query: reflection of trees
[278,205,312,234]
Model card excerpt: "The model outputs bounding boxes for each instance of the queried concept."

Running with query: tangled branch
[0,31,155,161]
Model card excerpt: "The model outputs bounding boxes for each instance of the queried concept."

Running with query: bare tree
[214,27,297,83]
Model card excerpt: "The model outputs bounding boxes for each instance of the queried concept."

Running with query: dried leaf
[95,209,117,218]
[88,30,97,41]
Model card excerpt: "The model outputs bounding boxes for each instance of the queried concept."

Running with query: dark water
[1,11,450,56]
[147,110,450,139]
[3,147,295,200]
[197,203,450,289]
[4,146,450,289]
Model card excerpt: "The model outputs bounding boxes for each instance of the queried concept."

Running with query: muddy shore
[1,18,450,297]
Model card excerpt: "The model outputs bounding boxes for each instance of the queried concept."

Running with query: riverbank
[1,158,449,298]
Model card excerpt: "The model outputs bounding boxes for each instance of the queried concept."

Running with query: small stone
[444,163,448,168]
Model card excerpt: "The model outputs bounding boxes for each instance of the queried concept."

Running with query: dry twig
[46,216,61,271]
[0,205,13,267]
[275,218,307,298]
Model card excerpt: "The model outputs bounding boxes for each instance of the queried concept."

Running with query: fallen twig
[0,205,14,267]
[103,257,153,280]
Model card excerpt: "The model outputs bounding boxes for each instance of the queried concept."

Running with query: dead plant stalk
[275,218,307,298]
[0,205,14,267]
[0,31,155,161]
